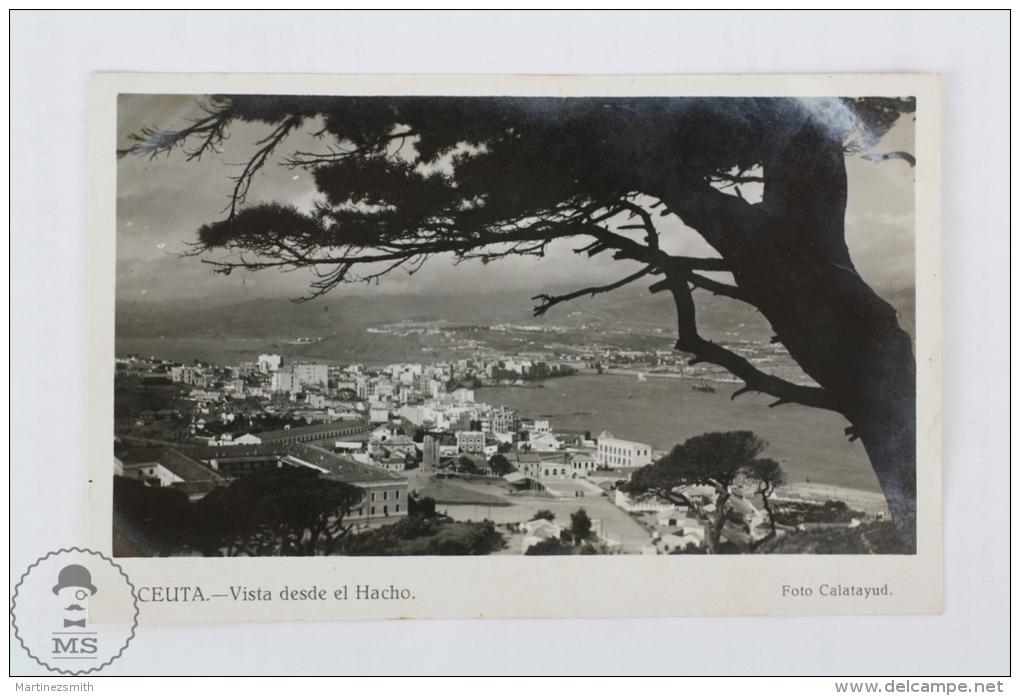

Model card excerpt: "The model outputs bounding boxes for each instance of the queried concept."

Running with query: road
[400,468,653,552]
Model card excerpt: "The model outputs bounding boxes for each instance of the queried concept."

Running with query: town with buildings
[114,345,891,557]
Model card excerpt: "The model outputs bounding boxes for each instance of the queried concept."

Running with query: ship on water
[692,380,716,393]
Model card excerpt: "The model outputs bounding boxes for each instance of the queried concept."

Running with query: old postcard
[86,73,942,622]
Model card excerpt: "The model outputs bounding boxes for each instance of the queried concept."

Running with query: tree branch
[117,102,233,161]
[654,177,761,259]
[224,116,303,218]
[649,259,741,302]
[532,267,656,317]
[285,127,420,167]
[615,199,660,251]
[659,272,837,412]
[686,272,742,300]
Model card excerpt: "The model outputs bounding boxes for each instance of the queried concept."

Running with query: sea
[480,374,882,494]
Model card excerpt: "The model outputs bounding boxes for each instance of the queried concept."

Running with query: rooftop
[505,453,541,464]
[135,442,407,486]
[156,450,228,484]
[118,447,173,465]
[283,443,407,484]
[256,420,370,441]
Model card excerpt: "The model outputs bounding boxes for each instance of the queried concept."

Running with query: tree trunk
[701,519,717,554]
[749,490,778,551]
[856,405,916,545]
[761,492,776,538]
[657,118,917,544]
[711,490,731,550]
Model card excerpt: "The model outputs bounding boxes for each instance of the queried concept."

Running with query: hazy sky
[116,94,915,306]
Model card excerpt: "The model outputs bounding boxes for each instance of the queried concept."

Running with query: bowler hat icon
[52,565,97,596]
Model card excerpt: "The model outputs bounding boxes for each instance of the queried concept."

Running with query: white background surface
[9,11,1010,675]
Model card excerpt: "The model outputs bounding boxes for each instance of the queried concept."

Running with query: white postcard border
[87,72,942,623]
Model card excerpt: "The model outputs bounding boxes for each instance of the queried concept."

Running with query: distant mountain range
[117,282,915,352]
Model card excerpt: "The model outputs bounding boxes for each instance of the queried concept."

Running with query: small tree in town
[625,431,778,553]
[407,492,438,518]
[745,458,789,546]
[488,453,514,477]
[194,466,364,556]
[569,508,593,543]
[524,537,573,556]
[530,509,556,522]
[454,455,478,475]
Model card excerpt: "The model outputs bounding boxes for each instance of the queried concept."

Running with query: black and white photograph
[105,77,936,567]
[13,10,1009,679]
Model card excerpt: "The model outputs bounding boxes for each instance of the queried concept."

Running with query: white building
[614,489,673,513]
[450,388,475,404]
[528,432,562,452]
[233,433,264,446]
[271,371,298,393]
[428,380,447,399]
[660,527,705,553]
[258,354,283,373]
[306,393,328,408]
[123,450,228,501]
[293,363,328,388]
[170,365,202,384]
[568,454,599,478]
[521,519,563,553]
[456,431,486,454]
[596,433,653,468]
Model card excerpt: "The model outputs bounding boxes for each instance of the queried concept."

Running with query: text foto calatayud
[782,584,891,598]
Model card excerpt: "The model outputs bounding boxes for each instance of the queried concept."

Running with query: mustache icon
[64,604,85,611]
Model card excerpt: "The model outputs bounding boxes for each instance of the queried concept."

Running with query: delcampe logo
[12,548,138,675]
